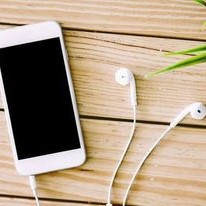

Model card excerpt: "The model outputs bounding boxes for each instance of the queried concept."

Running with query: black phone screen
[0,37,81,160]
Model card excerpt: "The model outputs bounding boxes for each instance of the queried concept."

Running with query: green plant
[146,0,206,77]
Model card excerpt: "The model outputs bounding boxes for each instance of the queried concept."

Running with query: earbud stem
[130,77,137,107]
[170,107,190,128]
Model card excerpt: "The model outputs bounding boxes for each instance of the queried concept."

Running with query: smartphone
[0,21,86,175]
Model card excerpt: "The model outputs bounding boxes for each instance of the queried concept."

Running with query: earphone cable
[106,105,137,206]
[29,175,41,206]
[122,125,171,206]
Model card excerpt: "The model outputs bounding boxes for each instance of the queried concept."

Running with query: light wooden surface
[0,0,206,206]
[0,0,206,40]
[1,112,206,205]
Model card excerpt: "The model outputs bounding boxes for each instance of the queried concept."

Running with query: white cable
[106,105,137,206]
[29,175,41,206]
[122,125,172,206]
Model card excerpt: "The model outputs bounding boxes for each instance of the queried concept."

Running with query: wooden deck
[0,0,206,205]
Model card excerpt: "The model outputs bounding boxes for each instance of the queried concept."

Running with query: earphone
[170,102,206,128]
[122,102,206,206]
[106,68,137,206]
[29,176,41,206]
[108,69,206,206]
[115,68,137,108]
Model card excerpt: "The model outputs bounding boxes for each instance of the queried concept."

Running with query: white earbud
[115,68,137,107]
[107,68,137,206]
[170,102,206,128]
[122,102,206,206]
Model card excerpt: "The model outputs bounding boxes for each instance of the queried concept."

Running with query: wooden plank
[0,27,206,125]
[0,112,206,205]
[0,0,206,40]
[0,196,101,206]
[65,31,206,126]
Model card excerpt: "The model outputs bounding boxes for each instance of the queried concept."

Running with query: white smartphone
[0,21,86,176]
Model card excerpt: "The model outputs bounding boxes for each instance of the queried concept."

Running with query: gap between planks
[0,195,104,206]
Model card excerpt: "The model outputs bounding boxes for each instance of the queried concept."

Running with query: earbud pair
[112,68,206,206]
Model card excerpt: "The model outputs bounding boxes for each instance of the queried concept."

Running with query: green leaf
[145,53,206,78]
[165,44,206,55]
[202,20,206,29]
[193,0,206,6]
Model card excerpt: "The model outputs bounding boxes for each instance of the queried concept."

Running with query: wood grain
[65,30,206,126]
[0,196,101,206]
[0,0,206,40]
[1,26,206,125]
[0,1,206,206]
[0,112,206,205]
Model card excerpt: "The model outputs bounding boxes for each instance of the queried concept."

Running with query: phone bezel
[0,21,86,175]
